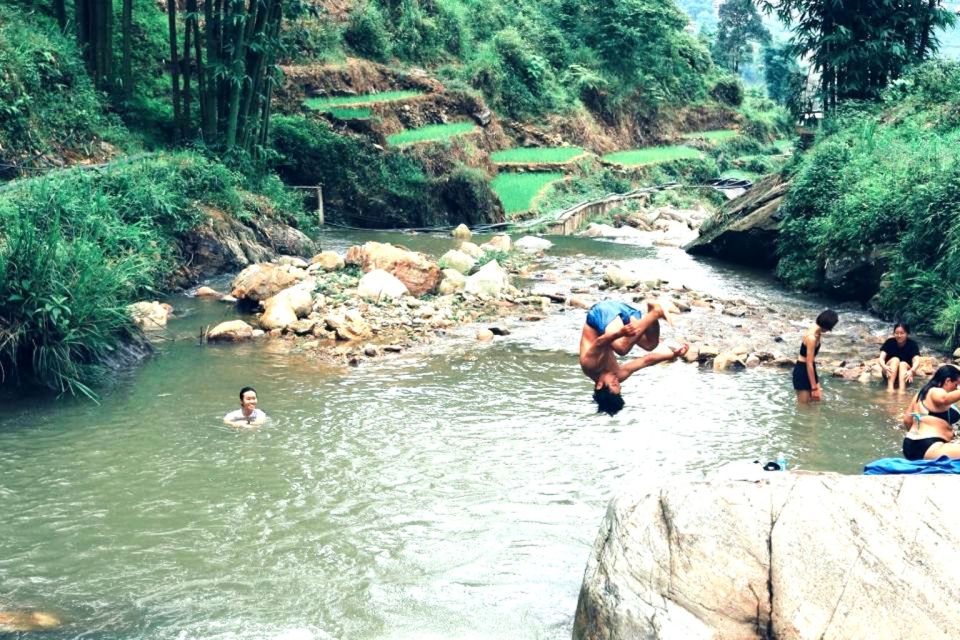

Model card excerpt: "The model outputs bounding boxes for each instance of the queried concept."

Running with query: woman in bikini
[792,309,839,403]
[902,365,960,461]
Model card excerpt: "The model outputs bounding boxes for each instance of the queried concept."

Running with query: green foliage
[738,92,793,141]
[710,0,769,73]
[760,0,956,109]
[344,2,393,61]
[776,62,960,343]
[330,0,714,120]
[435,166,502,225]
[0,152,294,395]
[271,115,431,227]
[0,7,123,167]
[709,76,745,106]
[762,42,807,117]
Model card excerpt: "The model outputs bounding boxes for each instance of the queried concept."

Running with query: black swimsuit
[792,341,820,391]
[902,396,960,460]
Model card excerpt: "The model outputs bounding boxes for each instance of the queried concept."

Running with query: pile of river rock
[128,217,958,375]
[128,225,565,361]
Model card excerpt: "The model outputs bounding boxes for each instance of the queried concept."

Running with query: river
[0,231,916,639]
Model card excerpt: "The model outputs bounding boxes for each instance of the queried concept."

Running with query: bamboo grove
[64,0,285,155]
[759,0,956,111]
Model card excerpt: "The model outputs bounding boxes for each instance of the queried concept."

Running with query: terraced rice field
[719,169,758,181]
[304,90,425,110]
[603,145,703,166]
[490,146,587,164]
[681,129,738,142]
[324,107,374,120]
[387,122,478,146]
[491,171,564,215]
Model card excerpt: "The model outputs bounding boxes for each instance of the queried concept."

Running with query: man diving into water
[579,299,688,416]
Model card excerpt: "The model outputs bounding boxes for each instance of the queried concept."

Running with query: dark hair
[893,322,910,334]
[239,386,257,400]
[594,384,625,416]
[816,309,839,331]
[918,365,960,403]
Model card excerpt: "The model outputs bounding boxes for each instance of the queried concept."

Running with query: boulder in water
[208,320,254,342]
[514,236,553,254]
[231,263,300,303]
[128,301,172,330]
[465,260,510,297]
[345,242,441,297]
[439,249,476,275]
[357,269,410,302]
[452,223,472,240]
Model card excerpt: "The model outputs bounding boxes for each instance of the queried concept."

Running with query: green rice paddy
[773,138,794,153]
[325,107,374,120]
[304,90,425,110]
[491,172,564,214]
[603,145,703,166]
[719,169,758,181]
[387,122,478,146]
[490,146,587,164]
[681,129,738,142]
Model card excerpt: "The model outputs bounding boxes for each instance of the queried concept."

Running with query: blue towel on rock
[864,456,960,475]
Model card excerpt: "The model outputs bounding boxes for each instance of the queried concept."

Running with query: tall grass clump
[0,153,304,395]
[775,61,960,344]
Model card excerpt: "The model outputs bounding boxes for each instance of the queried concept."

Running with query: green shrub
[0,7,122,166]
[0,153,305,395]
[270,115,434,227]
[344,3,392,61]
[710,76,744,106]
[436,166,502,225]
[775,64,960,343]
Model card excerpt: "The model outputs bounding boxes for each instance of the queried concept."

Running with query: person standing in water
[223,387,267,426]
[878,322,921,391]
[792,310,839,403]
[579,299,688,416]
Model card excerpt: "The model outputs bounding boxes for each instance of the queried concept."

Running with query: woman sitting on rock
[878,322,921,391]
[792,309,839,403]
[902,365,960,460]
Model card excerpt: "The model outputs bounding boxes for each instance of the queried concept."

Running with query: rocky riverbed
[127,210,954,383]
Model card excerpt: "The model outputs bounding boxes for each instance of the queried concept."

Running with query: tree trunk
[167,0,182,142]
[224,0,250,148]
[122,0,132,98]
[53,0,67,30]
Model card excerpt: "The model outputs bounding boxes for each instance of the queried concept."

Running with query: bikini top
[798,341,820,357]
[920,399,960,425]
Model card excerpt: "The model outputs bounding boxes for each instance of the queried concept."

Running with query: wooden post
[316,185,324,226]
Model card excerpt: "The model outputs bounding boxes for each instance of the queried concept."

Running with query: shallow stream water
[0,231,916,639]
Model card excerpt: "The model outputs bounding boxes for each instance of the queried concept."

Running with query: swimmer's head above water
[594,374,625,416]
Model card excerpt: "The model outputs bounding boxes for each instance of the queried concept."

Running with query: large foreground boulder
[345,242,441,297]
[574,472,960,640]
[684,174,789,268]
[465,260,510,297]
